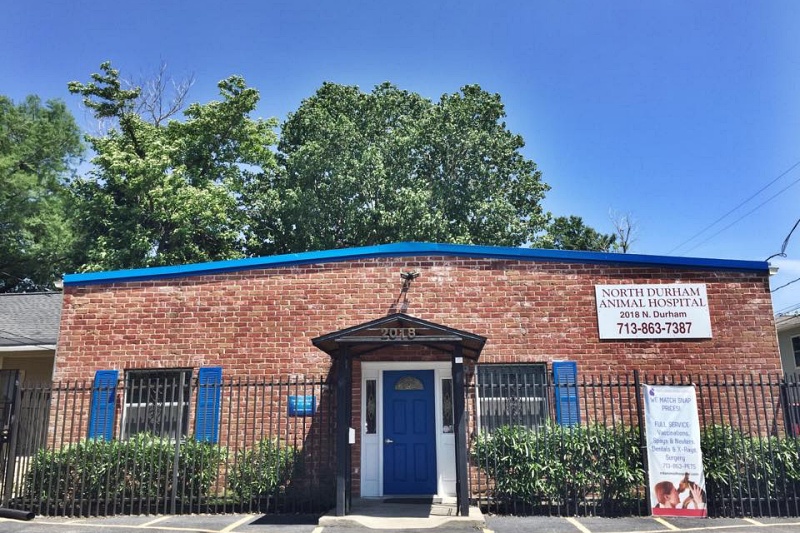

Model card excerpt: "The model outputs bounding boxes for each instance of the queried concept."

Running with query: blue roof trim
[63,242,769,286]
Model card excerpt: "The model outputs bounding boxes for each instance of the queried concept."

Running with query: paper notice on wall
[644,385,707,517]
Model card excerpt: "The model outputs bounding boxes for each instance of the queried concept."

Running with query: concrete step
[318,498,486,530]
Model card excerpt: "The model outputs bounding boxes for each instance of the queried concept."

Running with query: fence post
[334,351,352,516]
[2,371,21,507]
[171,372,186,515]
[633,370,651,510]
[452,345,469,517]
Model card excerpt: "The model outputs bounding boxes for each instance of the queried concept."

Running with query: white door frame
[360,361,456,497]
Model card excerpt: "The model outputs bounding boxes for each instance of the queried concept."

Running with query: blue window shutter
[88,370,119,440]
[195,366,222,443]
[553,361,580,427]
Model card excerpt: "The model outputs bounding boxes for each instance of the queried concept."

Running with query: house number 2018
[380,328,416,340]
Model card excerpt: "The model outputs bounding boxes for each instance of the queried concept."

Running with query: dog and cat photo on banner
[644,385,708,517]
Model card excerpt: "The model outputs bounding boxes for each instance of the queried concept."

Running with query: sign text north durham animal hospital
[594,284,712,340]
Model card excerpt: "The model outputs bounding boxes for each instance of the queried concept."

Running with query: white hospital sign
[595,284,712,340]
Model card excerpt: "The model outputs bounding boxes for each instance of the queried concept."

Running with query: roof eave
[63,242,770,287]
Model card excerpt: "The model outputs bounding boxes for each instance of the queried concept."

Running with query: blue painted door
[383,370,437,494]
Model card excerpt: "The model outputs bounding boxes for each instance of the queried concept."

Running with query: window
[365,379,376,434]
[395,376,424,390]
[123,369,191,439]
[793,336,800,368]
[442,378,453,433]
[476,364,548,431]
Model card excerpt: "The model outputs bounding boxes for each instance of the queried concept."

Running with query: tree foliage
[68,62,278,271]
[248,82,550,255]
[0,95,83,291]
[62,64,614,273]
[543,215,617,252]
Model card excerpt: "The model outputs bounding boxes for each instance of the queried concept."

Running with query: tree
[248,82,550,254]
[0,95,83,291]
[127,60,196,126]
[68,62,278,271]
[609,210,637,253]
[68,66,613,268]
[543,215,617,252]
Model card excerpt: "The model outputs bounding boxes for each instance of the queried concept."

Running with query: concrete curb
[318,504,486,530]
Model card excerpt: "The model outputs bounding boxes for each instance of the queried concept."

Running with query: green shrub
[24,438,127,504]
[701,424,800,510]
[23,434,225,509]
[473,422,800,516]
[227,439,295,500]
[472,423,644,511]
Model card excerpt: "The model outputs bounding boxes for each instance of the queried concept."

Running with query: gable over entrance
[311,313,486,360]
[312,313,486,517]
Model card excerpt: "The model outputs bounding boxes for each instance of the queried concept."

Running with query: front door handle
[384,438,394,444]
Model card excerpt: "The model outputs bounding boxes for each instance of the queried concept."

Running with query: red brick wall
[57,256,780,379]
[56,255,780,501]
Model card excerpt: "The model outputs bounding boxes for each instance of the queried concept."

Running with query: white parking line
[140,517,170,527]
[652,517,681,530]
[219,514,254,532]
[743,518,765,526]
[566,516,593,533]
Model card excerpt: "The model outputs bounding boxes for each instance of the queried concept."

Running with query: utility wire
[775,302,800,315]
[768,218,800,296]
[0,329,56,350]
[680,172,800,255]
[766,218,800,262]
[773,276,800,293]
[668,159,800,255]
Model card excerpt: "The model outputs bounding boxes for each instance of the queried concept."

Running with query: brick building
[58,242,780,514]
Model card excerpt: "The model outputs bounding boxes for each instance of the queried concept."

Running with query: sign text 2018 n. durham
[594,283,712,340]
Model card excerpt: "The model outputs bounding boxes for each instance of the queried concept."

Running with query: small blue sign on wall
[288,395,316,416]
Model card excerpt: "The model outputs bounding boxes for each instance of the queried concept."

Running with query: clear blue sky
[3,1,800,313]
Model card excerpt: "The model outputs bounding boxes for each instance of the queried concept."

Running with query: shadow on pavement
[249,513,322,525]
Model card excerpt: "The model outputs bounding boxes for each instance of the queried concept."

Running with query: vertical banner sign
[644,385,707,517]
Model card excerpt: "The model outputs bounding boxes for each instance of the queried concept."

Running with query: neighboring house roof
[0,292,62,349]
[63,242,770,287]
[776,314,800,333]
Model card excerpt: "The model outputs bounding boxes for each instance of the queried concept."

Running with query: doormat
[383,497,433,504]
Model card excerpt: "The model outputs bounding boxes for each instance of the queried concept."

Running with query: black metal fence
[0,376,335,517]
[4,371,800,518]
[471,371,800,518]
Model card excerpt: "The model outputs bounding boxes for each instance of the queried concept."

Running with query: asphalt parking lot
[5,514,800,533]
[486,515,800,533]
